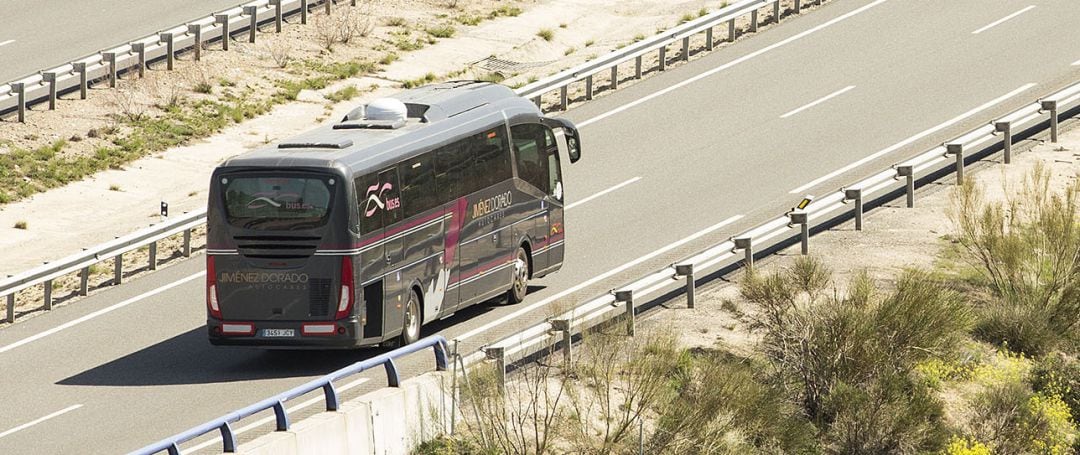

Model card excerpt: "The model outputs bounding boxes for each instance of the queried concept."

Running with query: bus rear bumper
[207,318,375,349]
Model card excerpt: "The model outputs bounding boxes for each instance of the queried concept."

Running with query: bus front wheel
[507,246,530,305]
[386,290,422,348]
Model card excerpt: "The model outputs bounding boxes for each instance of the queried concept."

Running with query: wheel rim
[405,297,419,341]
[513,250,528,297]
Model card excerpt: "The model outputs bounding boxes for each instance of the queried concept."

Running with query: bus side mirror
[565,128,581,164]
[543,117,581,164]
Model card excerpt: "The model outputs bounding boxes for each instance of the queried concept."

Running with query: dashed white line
[182,377,369,454]
[972,5,1036,35]
[575,0,889,128]
[566,177,641,210]
[788,82,1037,194]
[0,405,82,440]
[780,85,856,119]
[0,40,14,48]
[453,214,744,342]
[1072,58,1080,66]
[0,272,205,355]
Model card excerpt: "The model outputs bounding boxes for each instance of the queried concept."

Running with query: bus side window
[356,169,402,234]
[399,152,438,218]
[511,124,553,194]
[435,140,471,202]
[544,127,562,199]
[470,127,512,191]
[356,174,383,235]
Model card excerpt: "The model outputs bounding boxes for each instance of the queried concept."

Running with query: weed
[679,12,695,24]
[537,29,554,41]
[14,221,27,230]
[564,47,576,56]
[559,22,568,28]
[454,14,483,26]
[326,85,359,102]
[383,16,407,27]
[193,82,213,94]
[109,184,122,192]
[379,52,399,65]
[698,8,708,17]
[401,72,437,88]
[585,39,595,47]
[426,24,456,38]
[489,6,522,18]
[218,78,235,87]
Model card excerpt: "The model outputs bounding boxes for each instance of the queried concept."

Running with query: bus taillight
[207,256,222,319]
[335,256,354,320]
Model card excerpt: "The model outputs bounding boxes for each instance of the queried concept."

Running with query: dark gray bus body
[205,81,578,348]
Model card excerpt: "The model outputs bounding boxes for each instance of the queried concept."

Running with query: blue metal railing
[132,335,450,455]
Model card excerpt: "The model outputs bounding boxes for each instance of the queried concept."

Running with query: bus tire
[401,289,422,346]
[507,246,530,305]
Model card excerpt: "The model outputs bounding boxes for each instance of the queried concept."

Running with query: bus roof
[218,81,542,176]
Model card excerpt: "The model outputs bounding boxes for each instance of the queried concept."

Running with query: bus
[205,81,581,348]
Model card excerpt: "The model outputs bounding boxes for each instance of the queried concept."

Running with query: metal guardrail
[1,209,207,323]
[467,79,1080,380]
[517,0,803,110]
[0,0,339,121]
[132,335,450,455]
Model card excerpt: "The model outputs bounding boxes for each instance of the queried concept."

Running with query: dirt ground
[645,121,1080,355]
[0,0,819,322]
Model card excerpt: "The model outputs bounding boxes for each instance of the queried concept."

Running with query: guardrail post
[994,121,1012,164]
[220,422,238,453]
[634,55,643,79]
[244,6,258,43]
[159,33,175,70]
[73,62,88,99]
[532,96,541,109]
[215,14,231,51]
[789,210,809,255]
[550,318,573,366]
[11,82,25,123]
[79,265,90,296]
[750,10,758,33]
[674,263,695,309]
[102,52,118,88]
[270,0,283,32]
[131,43,146,77]
[610,66,618,90]
[681,36,690,62]
[727,18,736,42]
[615,290,635,336]
[43,279,53,311]
[326,0,332,15]
[149,241,158,270]
[485,346,506,393]
[585,75,593,100]
[43,72,58,110]
[946,143,964,184]
[183,228,193,257]
[1041,100,1059,143]
[658,46,667,71]
[774,0,781,23]
[114,252,124,285]
[272,400,290,431]
[845,188,863,231]
[795,0,802,13]
[897,165,914,208]
[559,86,568,111]
[301,0,309,24]
[734,236,753,271]
[188,24,204,61]
[6,292,13,323]
[706,27,713,51]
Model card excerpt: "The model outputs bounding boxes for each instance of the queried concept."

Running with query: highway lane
[3,0,1080,452]
[0,0,244,82]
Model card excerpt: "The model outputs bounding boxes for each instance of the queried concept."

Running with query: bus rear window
[222,176,335,230]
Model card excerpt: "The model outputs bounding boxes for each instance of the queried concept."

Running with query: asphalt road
[0,0,243,82]
[3,0,1080,453]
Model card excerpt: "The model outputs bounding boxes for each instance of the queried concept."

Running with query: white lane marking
[0,404,82,440]
[565,177,641,210]
[453,214,744,342]
[972,5,1036,34]
[1072,58,1080,66]
[780,85,856,119]
[576,0,889,128]
[0,272,205,355]
[0,40,14,48]
[182,377,370,454]
[788,82,1037,194]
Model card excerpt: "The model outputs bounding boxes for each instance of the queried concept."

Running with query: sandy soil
[643,121,1080,355]
[0,0,821,322]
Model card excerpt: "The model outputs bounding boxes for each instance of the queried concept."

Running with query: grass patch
[454,14,483,26]
[13,220,27,230]
[402,72,437,88]
[585,39,595,47]
[537,28,554,41]
[109,184,121,192]
[679,12,695,24]
[383,16,407,27]
[563,47,576,56]
[425,24,456,39]
[379,52,399,65]
[326,85,359,103]
[489,5,522,18]
[193,81,213,94]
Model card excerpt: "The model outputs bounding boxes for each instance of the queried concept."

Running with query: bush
[426,24,456,38]
[965,380,1078,454]
[951,164,1080,356]
[1031,353,1080,423]
[536,29,554,41]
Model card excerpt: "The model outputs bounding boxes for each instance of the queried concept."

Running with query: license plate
[262,329,295,337]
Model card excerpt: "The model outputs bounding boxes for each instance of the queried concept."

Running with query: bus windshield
[222,175,334,230]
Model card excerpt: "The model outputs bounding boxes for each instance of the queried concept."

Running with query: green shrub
[536,28,554,41]
[426,24,456,38]
[1031,354,1080,422]
[951,164,1080,356]
[966,380,1079,454]
[325,85,359,103]
[488,6,522,18]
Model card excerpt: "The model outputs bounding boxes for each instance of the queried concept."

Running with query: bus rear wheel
[507,247,530,305]
[386,290,421,348]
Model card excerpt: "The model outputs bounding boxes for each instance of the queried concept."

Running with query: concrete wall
[231,371,451,455]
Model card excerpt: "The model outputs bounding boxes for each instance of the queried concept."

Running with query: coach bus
[205,81,581,348]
